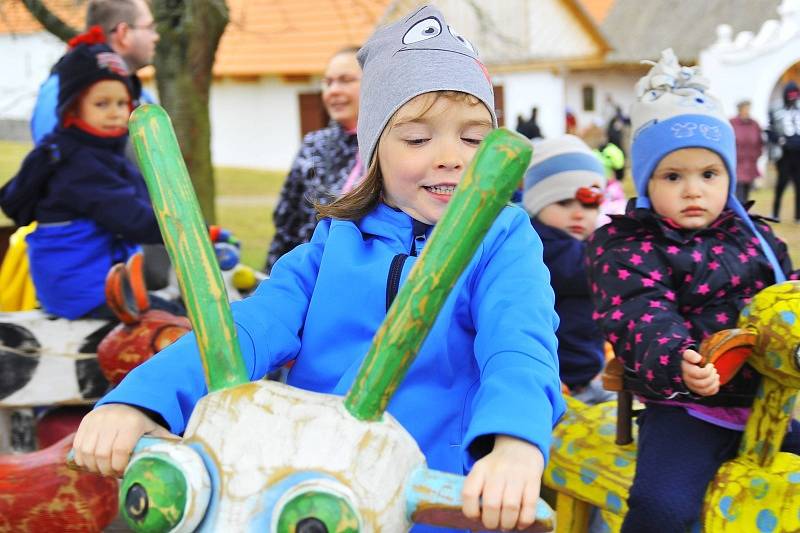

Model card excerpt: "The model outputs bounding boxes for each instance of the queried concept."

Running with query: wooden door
[298,92,330,137]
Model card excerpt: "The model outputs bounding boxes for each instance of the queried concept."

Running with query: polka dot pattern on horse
[756,509,777,532]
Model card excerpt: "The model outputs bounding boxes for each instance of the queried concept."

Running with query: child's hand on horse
[73,403,177,477]
[682,348,721,396]
[461,434,545,531]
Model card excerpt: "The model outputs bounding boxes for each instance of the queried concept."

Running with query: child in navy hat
[586,49,800,532]
[523,134,612,404]
[0,29,163,319]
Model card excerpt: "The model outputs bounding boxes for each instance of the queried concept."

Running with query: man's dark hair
[86,0,142,35]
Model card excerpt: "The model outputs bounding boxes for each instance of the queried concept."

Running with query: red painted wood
[0,433,118,532]
[97,309,191,385]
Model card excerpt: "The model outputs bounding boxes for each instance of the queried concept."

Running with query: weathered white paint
[0,32,65,122]
[0,310,109,407]
[209,77,311,171]
[700,0,800,126]
[183,381,425,531]
[494,70,565,138]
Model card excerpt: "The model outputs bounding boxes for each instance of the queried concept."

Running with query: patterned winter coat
[586,202,796,406]
[266,121,358,271]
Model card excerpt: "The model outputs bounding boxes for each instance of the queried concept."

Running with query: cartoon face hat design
[356,5,496,167]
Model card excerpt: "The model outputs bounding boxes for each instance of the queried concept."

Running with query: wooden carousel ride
[0,236,193,533]
[543,282,800,532]
[0,127,259,533]
[52,104,557,532]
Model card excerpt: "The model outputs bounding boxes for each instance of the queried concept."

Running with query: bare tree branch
[21,0,79,42]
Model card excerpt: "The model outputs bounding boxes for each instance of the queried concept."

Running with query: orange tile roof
[0,0,85,35]
[217,0,390,76]
[0,0,390,76]
[579,0,615,24]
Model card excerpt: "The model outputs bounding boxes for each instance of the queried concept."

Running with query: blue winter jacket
[531,218,605,389]
[0,127,162,318]
[99,203,565,531]
[30,71,155,145]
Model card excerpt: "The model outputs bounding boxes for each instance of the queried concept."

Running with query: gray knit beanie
[356,5,496,167]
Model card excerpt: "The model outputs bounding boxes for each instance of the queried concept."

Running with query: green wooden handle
[129,104,248,392]
[344,128,533,420]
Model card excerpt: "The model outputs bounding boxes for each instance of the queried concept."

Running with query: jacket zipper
[385,223,429,311]
[385,253,408,311]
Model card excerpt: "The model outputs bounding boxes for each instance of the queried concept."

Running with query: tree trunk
[152,0,227,223]
[21,0,78,42]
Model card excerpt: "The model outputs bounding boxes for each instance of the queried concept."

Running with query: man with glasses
[30,0,160,144]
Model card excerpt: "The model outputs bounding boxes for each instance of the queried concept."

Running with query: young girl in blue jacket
[73,6,565,531]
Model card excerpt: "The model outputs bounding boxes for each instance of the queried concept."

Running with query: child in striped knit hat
[523,134,612,404]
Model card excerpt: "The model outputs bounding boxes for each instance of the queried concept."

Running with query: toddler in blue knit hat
[586,49,800,532]
[522,134,613,404]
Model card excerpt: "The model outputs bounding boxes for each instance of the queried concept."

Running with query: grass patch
[215,166,285,197]
[0,141,31,227]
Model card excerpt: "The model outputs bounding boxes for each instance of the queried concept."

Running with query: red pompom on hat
[67,25,106,49]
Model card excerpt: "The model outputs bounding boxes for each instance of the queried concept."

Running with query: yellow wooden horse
[544,281,800,532]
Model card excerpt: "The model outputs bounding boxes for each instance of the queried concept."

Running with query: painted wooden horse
[0,235,258,450]
[0,255,193,532]
[71,104,556,532]
[543,281,800,532]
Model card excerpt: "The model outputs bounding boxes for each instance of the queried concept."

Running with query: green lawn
[1,139,799,268]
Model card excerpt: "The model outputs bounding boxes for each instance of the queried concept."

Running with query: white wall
[526,0,600,60]
[493,70,565,138]
[701,26,800,127]
[0,32,65,122]
[564,70,640,132]
[210,77,312,170]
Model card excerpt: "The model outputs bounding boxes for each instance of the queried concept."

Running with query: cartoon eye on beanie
[356,5,495,167]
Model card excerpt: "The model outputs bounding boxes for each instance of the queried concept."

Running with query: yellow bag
[0,223,38,311]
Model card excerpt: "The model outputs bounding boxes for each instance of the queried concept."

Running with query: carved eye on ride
[119,444,211,532]
[274,481,361,533]
[403,17,442,44]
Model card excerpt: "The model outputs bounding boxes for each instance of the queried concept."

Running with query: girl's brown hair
[316,91,484,221]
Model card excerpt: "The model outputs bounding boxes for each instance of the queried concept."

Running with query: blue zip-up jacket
[0,127,162,318]
[99,203,565,531]
[531,218,605,389]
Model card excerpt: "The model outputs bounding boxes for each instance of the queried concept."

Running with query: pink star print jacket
[586,203,797,407]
